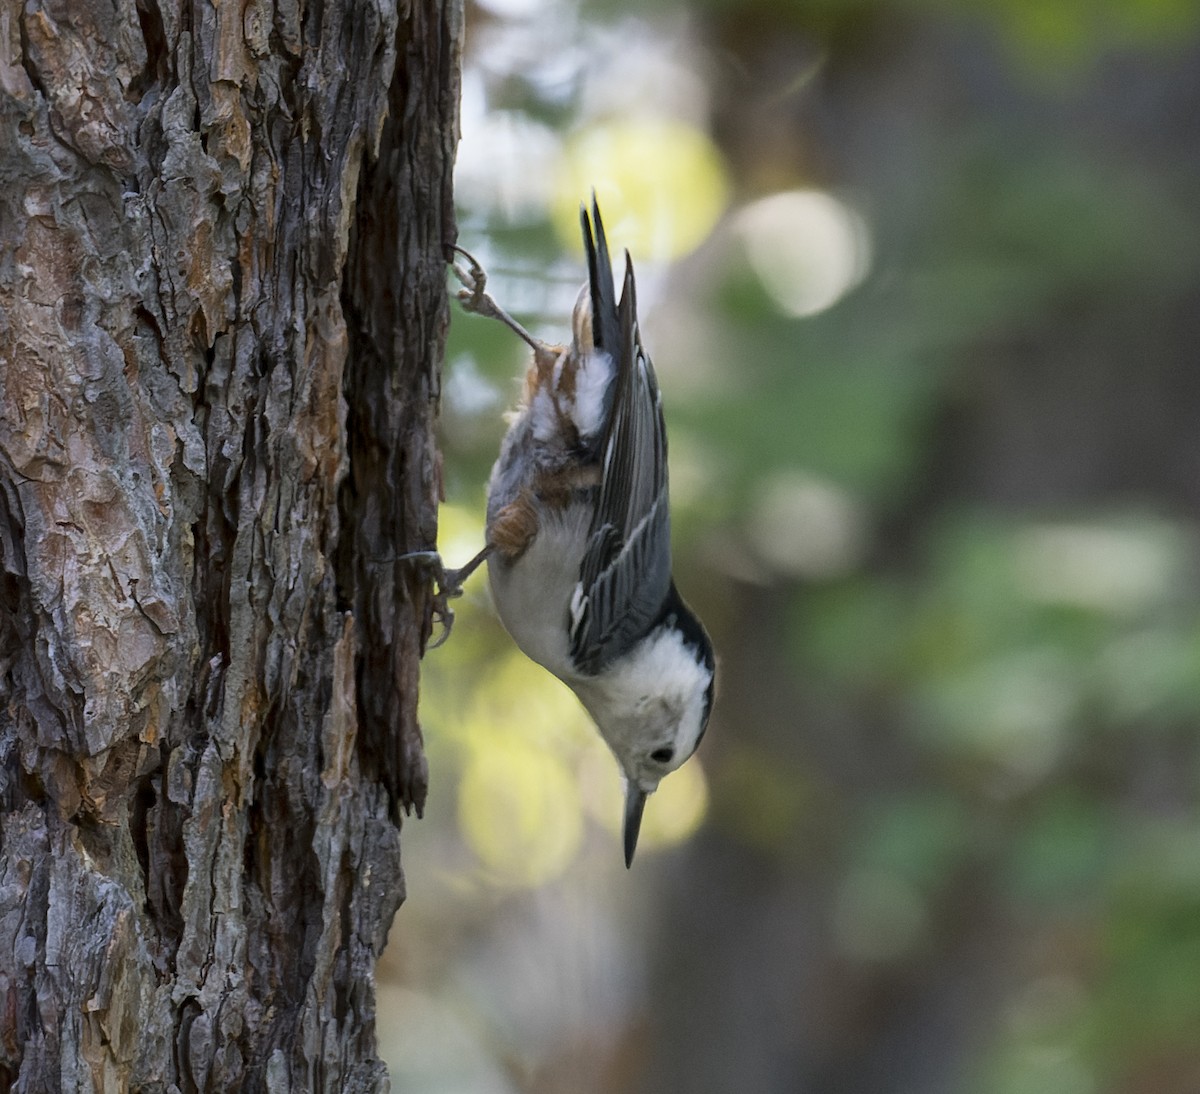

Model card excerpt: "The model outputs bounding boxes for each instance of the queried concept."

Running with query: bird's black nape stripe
[580,195,620,358]
[653,583,716,753]
[652,584,715,672]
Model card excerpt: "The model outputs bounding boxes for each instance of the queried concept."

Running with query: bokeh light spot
[917,648,1081,786]
[580,747,709,856]
[750,469,870,579]
[458,738,583,885]
[737,189,871,317]
[641,756,709,852]
[554,119,730,262]
[1014,518,1186,616]
[465,652,595,750]
[435,502,489,579]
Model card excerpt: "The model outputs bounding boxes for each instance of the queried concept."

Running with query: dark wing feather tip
[570,195,675,673]
[587,201,620,360]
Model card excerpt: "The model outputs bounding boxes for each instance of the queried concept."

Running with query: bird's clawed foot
[448,245,494,317]
[400,545,493,649]
[399,550,463,649]
[448,245,545,354]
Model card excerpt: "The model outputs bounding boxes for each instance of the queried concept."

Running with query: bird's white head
[572,620,715,866]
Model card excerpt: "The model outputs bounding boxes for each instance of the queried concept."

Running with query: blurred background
[379,0,1200,1090]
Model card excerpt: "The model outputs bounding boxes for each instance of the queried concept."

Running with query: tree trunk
[0,0,460,1088]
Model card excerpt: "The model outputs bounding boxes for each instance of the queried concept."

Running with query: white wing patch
[569,582,587,632]
[570,349,614,442]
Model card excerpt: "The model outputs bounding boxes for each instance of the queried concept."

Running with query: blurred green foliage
[402,0,1200,1089]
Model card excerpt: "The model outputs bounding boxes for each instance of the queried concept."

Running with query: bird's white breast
[486,500,591,681]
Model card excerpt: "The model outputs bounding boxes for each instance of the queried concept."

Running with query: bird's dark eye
[651,746,674,764]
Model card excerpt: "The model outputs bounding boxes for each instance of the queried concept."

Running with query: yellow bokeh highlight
[450,651,595,883]
[554,119,730,263]
[458,737,583,885]
[434,501,488,572]
[580,746,710,856]
[640,757,710,852]
[460,652,595,751]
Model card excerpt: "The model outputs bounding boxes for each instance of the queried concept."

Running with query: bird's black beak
[624,784,647,868]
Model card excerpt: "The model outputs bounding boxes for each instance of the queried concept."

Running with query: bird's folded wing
[570,242,672,674]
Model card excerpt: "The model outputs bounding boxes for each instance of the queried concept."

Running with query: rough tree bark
[0,0,460,1088]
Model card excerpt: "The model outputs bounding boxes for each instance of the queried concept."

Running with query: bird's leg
[400,544,494,648]
[436,543,493,597]
[449,245,547,354]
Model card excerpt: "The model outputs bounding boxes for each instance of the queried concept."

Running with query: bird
[434,196,715,867]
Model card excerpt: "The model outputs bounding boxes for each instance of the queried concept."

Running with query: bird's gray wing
[570,202,672,674]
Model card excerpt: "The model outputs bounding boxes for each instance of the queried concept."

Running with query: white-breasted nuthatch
[435,196,715,867]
